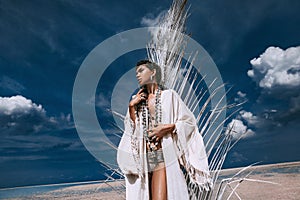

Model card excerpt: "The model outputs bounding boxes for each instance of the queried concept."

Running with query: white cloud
[248,46,300,89]
[0,95,73,134]
[226,119,255,140]
[234,90,247,102]
[0,95,44,115]
[245,46,300,129]
[141,10,167,27]
[0,96,78,160]
[239,110,258,125]
[237,91,246,98]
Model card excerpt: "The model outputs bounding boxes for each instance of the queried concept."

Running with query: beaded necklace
[141,86,162,152]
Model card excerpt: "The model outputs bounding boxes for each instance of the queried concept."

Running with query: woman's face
[136,64,154,86]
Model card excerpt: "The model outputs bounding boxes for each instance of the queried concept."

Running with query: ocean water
[0,180,106,199]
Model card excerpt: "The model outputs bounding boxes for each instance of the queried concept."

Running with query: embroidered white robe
[117,89,211,200]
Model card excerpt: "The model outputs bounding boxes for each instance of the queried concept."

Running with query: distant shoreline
[1,160,299,190]
[221,160,300,173]
[1,160,299,199]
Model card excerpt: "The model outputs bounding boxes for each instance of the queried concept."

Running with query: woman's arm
[128,104,137,122]
[148,123,176,140]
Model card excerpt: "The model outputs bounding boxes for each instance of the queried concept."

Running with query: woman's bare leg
[151,163,167,200]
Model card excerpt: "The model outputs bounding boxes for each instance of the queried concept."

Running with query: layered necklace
[141,86,162,152]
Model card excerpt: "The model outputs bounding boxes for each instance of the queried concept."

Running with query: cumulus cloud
[248,46,300,89]
[0,95,73,135]
[226,119,255,140]
[235,45,300,150]
[0,95,78,162]
[246,46,300,127]
[239,110,259,125]
[0,95,44,115]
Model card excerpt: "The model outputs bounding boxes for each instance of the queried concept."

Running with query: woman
[117,60,211,200]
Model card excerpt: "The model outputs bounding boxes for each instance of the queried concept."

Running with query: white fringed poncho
[117,89,212,200]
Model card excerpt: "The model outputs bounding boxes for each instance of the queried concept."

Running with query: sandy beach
[1,161,299,200]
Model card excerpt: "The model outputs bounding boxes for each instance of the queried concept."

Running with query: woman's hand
[128,88,148,122]
[148,124,175,141]
[129,88,148,107]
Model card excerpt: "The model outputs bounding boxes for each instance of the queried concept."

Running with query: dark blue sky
[0,0,299,188]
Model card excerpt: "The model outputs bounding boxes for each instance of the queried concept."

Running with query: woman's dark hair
[136,60,162,84]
